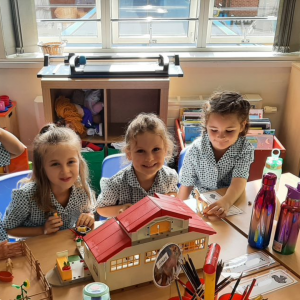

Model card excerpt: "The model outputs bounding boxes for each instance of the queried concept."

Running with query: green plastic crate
[107,147,121,156]
[82,150,105,196]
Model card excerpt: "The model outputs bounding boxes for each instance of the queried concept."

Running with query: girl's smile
[207,112,246,156]
[126,131,167,190]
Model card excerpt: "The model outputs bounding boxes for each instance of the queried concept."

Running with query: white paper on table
[221,252,276,279]
[236,269,298,298]
[200,191,243,216]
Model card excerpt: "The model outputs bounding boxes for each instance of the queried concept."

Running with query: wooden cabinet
[41,77,169,145]
[279,63,300,176]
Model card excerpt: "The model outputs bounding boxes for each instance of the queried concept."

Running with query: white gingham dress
[179,133,254,192]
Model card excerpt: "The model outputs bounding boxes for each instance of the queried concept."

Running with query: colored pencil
[229,272,243,300]
[241,285,249,300]
[177,279,194,296]
[175,279,183,300]
[244,279,257,300]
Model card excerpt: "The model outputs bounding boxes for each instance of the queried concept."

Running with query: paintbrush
[177,278,194,296]
[229,272,243,300]
[215,277,234,294]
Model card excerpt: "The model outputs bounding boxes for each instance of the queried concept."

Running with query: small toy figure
[6,258,13,274]
[12,279,30,299]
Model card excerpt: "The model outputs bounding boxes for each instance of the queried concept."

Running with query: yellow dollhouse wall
[56,256,72,281]
[91,231,208,291]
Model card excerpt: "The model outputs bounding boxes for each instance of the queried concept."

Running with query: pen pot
[218,293,243,300]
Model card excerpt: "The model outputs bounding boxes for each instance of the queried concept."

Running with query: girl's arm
[6,215,63,238]
[177,185,194,200]
[0,128,26,158]
[97,204,132,218]
[204,177,247,218]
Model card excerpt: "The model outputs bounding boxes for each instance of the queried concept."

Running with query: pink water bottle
[272,183,300,255]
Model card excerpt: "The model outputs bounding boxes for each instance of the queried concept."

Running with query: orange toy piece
[55,96,86,135]
[56,256,72,281]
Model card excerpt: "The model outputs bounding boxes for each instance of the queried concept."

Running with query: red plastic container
[0,95,10,106]
[218,293,243,300]
[0,271,14,282]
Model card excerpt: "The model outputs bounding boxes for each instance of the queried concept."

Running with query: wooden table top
[221,172,300,278]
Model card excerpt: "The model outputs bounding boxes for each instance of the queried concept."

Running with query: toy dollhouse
[83,194,216,291]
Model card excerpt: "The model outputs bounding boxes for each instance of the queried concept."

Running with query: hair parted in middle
[22,124,94,213]
[203,91,251,136]
[123,113,176,162]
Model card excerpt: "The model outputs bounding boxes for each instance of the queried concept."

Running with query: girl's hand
[77,213,94,228]
[118,203,132,214]
[44,215,63,235]
[203,198,229,219]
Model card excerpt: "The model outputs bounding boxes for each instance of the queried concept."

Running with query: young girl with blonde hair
[3,124,97,238]
[97,113,178,218]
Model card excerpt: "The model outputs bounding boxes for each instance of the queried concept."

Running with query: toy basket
[38,41,67,55]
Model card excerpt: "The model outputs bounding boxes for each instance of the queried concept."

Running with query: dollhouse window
[145,249,160,263]
[178,238,206,253]
[110,254,140,272]
[149,221,171,235]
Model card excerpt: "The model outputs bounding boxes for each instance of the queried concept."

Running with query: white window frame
[110,0,200,45]
[35,0,102,44]
[206,0,278,45]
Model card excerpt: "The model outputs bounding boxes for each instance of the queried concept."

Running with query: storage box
[175,120,286,182]
[82,150,105,196]
[0,101,20,139]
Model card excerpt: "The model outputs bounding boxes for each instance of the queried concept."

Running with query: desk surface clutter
[1,173,300,300]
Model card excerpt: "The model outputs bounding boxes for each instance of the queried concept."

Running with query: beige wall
[0,61,292,156]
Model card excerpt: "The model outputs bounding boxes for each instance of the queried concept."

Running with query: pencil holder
[218,293,243,300]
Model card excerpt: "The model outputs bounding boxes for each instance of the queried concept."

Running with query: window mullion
[197,0,210,48]
[101,0,111,49]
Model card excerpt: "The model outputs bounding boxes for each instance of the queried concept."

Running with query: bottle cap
[262,172,277,186]
[83,282,109,297]
[285,182,300,201]
[265,149,282,170]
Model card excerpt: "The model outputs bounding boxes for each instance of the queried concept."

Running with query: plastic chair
[101,153,131,179]
[98,154,130,221]
[0,170,32,216]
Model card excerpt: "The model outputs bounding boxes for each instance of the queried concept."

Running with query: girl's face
[206,113,245,153]
[43,144,80,195]
[126,132,167,182]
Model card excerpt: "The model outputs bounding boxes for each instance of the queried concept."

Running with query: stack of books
[179,107,204,144]
[246,109,275,150]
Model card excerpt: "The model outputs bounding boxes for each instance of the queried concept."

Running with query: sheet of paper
[236,269,298,298]
[200,191,243,216]
[184,198,199,214]
[222,252,276,279]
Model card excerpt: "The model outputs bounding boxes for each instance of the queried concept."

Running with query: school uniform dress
[0,218,8,242]
[3,182,97,232]
[0,143,10,167]
[98,165,178,207]
[179,133,254,193]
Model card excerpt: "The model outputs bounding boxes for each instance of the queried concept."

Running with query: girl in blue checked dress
[3,124,97,238]
[178,91,254,218]
[0,128,26,242]
[97,113,178,218]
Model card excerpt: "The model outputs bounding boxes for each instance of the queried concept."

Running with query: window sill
[1,51,299,69]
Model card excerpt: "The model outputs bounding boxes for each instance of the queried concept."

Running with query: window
[110,254,140,272]
[0,0,282,56]
[145,249,160,263]
[178,238,205,253]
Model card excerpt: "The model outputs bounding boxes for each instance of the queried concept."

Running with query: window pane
[111,0,199,46]
[34,0,101,45]
[208,0,280,44]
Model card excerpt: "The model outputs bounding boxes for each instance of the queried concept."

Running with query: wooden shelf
[40,78,169,147]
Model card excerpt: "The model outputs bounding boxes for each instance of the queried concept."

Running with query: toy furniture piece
[0,101,20,139]
[0,170,32,216]
[83,193,216,291]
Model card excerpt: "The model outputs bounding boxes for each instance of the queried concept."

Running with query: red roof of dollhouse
[84,194,215,263]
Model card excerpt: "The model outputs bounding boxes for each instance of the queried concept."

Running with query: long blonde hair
[22,124,94,213]
[123,113,176,162]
